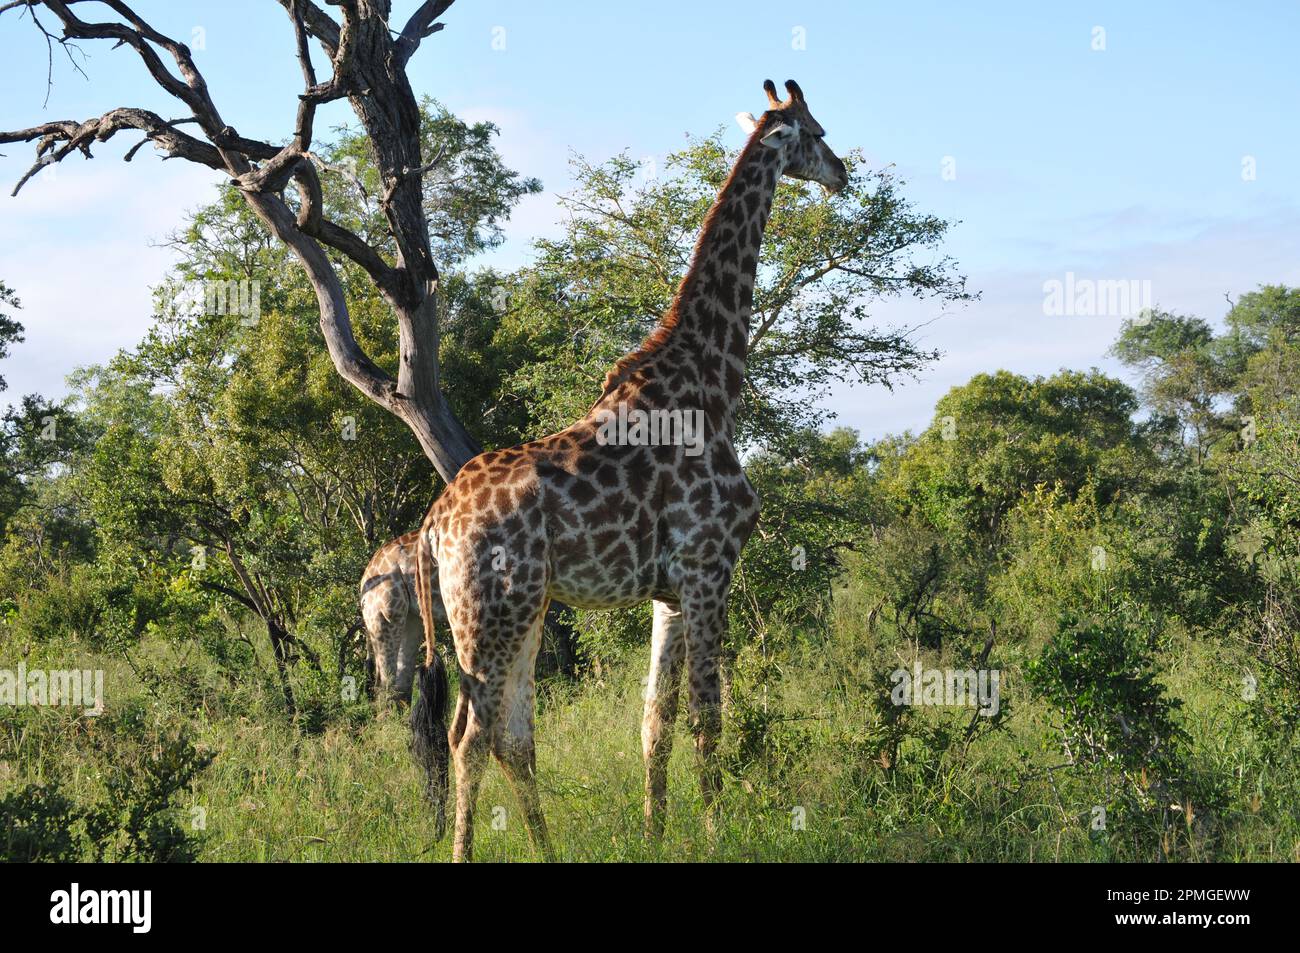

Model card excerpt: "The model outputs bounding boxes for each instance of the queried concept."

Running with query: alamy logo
[594,402,706,457]
[50,883,151,934]
[890,662,1001,716]
[1042,272,1152,318]
[163,278,261,326]
[0,664,103,714]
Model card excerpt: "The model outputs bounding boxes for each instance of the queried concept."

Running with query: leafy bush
[721,640,811,796]
[0,709,212,862]
[1026,608,1221,855]
[0,783,85,862]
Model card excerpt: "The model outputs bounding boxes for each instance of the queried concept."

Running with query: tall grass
[2,579,1297,862]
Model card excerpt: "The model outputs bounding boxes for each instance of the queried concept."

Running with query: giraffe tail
[409,521,450,841]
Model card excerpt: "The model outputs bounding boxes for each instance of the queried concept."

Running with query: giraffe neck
[600,134,784,438]
[664,137,782,434]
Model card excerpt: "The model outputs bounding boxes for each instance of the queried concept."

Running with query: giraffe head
[736,79,848,194]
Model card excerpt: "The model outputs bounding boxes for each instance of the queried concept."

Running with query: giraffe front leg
[642,599,685,840]
[682,591,727,835]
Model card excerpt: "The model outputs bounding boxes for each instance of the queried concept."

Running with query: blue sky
[2,0,1298,438]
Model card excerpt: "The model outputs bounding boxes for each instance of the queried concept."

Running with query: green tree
[1112,311,1230,462]
[488,134,972,450]
[0,281,22,394]
[891,369,1149,546]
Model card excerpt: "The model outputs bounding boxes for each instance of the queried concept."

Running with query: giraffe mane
[596,115,777,399]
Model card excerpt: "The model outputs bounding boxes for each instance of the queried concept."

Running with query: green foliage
[1114,311,1233,457]
[0,394,88,537]
[1025,609,1228,857]
[490,133,969,448]
[0,280,22,394]
[734,428,875,637]
[0,710,211,862]
[0,783,85,862]
[1229,400,1300,736]
[1028,610,1187,783]
[857,517,960,648]
[892,369,1149,544]
[720,638,813,798]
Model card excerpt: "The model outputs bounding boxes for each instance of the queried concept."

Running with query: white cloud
[0,158,222,404]
[823,204,1300,441]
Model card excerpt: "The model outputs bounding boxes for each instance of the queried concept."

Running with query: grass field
[5,577,1296,863]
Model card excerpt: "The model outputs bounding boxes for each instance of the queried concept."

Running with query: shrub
[1026,608,1222,856]
[0,708,213,862]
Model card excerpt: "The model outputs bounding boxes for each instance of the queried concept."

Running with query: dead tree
[1,0,584,673]
[0,0,480,481]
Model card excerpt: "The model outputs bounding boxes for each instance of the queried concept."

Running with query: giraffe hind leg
[449,673,470,749]
[441,521,548,861]
[681,586,727,835]
[493,605,552,860]
[449,673,496,863]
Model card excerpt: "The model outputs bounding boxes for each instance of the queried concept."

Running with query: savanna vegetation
[2,100,1298,862]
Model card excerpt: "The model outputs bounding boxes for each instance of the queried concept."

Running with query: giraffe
[410,79,848,861]
[359,531,448,705]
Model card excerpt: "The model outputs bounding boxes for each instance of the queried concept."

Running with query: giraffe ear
[735,112,759,134]
[759,121,796,149]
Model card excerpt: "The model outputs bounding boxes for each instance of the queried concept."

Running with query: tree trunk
[266,618,298,716]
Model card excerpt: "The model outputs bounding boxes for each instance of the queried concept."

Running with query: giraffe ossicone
[404,78,848,861]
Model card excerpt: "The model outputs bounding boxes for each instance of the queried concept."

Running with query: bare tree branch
[394,0,452,66]
[0,108,239,194]
[290,0,319,150]
[0,0,481,481]
[274,0,339,57]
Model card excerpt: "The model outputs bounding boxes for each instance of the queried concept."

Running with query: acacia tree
[493,137,973,449]
[0,0,479,480]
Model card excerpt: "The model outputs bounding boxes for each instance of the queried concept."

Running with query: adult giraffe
[411,80,848,861]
